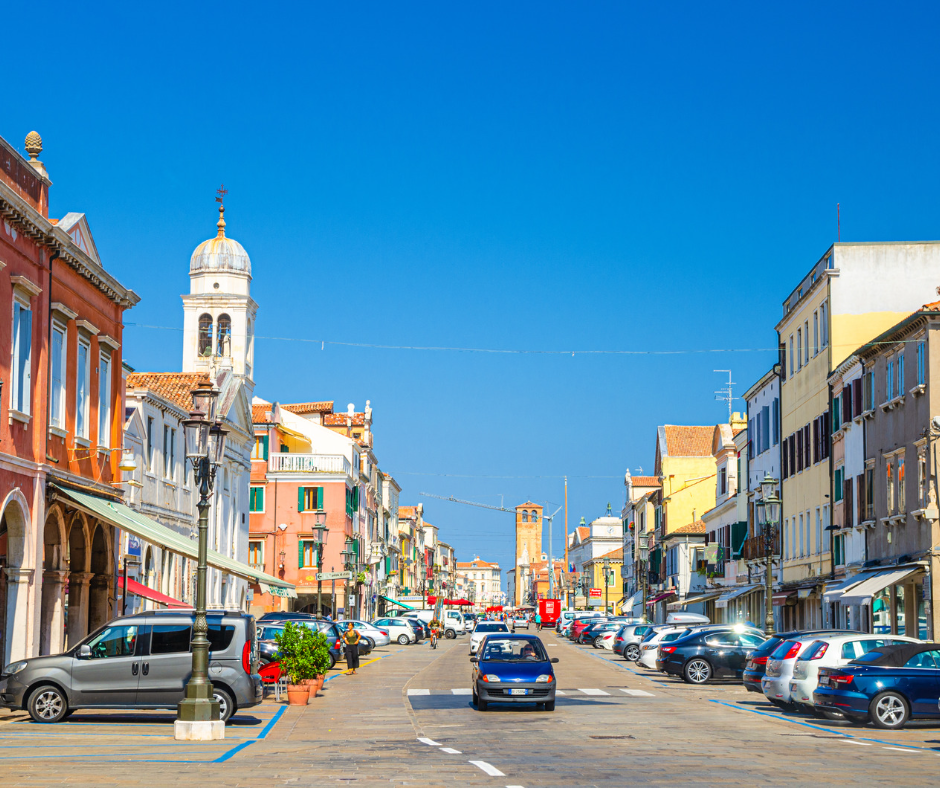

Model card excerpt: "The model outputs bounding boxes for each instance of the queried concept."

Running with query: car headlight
[535,674,553,683]
[483,674,500,683]
[2,661,27,677]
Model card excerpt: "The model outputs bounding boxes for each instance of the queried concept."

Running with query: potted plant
[310,631,332,695]
[275,622,317,705]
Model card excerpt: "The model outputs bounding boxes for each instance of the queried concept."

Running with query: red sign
[589,588,602,598]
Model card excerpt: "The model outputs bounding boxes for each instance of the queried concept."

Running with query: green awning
[379,594,414,610]
[57,486,296,598]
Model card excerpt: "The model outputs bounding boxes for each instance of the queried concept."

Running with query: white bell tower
[181,189,258,381]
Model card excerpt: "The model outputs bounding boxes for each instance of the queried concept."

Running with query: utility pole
[564,476,569,607]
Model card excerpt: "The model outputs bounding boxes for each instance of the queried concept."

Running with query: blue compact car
[470,633,558,711]
[813,642,940,730]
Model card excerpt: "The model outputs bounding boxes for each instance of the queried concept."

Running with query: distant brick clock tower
[514,502,543,606]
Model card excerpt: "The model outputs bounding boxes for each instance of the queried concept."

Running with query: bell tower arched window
[198,314,213,357]
[531,510,539,523]
[521,511,529,523]
[217,314,231,357]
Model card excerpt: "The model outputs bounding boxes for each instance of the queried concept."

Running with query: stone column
[66,572,94,647]
[88,574,114,632]
[3,568,34,665]
[40,570,68,655]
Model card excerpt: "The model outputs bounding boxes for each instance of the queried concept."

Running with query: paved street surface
[1,631,940,786]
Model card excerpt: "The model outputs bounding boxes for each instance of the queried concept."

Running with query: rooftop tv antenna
[714,369,736,422]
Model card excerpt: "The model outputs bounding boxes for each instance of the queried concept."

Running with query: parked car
[470,622,510,654]
[570,617,608,642]
[258,620,371,669]
[470,634,559,712]
[814,643,940,729]
[761,631,865,708]
[614,624,656,660]
[742,630,855,695]
[557,610,578,632]
[257,611,318,623]
[638,628,694,669]
[373,617,418,645]
[346,620,392,649]
[789,634,920,713]
[658,629,767,683]
[586,621,627,648]
[0,610,262,724]
[388,617,426,641]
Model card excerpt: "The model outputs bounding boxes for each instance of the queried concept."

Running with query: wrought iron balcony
[742,533,781,561]
[269,453,352,476]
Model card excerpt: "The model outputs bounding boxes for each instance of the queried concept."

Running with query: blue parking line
[256,705,286,739]
[708,699,940,752]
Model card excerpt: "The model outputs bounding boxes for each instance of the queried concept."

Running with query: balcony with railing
[269,453,352,476]
[742,533,781,562]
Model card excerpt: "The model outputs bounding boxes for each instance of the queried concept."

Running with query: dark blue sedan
[470,633,558,711]
[813,642,940,730]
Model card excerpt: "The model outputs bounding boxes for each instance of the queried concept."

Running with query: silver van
[0,609,262,723]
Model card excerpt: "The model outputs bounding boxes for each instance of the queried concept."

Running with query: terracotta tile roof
[732,427,745,437]
[663,425,715,457]
[630,476,661,487]
[922,300,940,311]
[673,520,706,534]
[49,218,59,225]
[594,547,623,561]
[323,412,365,427]
[126,372,210,412]
[575,526,590,540]
[282,401,334,414]
[252,404,273,424]
[398,506,417,519]
[457,559,499,569]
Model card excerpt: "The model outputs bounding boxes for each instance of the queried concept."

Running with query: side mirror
[77,644,92,659]
[469,656,478,663]
[550,657,559,664]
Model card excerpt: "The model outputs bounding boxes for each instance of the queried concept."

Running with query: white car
[790,634,920,712]
[470,622,510,654]
[512,617,529,630]
[373,617,417,645]
[637,628,691,669]
[598,630,618,650]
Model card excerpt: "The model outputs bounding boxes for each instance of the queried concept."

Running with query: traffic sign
[588,588,602,597]
[317,571,352,580]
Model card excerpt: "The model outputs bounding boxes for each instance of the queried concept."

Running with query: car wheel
[213,688,235,723]
[398,634,410,645]
[362,637,375,650]
[870,691,909,730]
[544,701,555,712]
[625,644,641,661]
[28,685,69,723]
[445,629,456,639]
[593,636,604,648]
[684,659,712,685]
[328,653,336,670]
[478,698,488,711]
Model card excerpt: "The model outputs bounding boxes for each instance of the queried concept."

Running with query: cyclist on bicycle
[429,617,442,648]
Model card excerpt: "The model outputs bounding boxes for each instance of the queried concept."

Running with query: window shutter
[804,425,811,467]
[857,473,865,524]
[782,438,789,478]
[298,487,305,512]
[298,541,304,569]
[261,435,269,460]
[845,477,854,529]
[852,378,862,418]
[316,486,323,510]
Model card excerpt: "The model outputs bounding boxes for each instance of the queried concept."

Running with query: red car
[569,617,603,642]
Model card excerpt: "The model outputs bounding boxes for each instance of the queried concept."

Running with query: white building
[569,505,623,601]
[456,557,501,606]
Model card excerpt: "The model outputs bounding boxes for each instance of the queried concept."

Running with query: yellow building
[583,548,623,614]
[776,242,940,629]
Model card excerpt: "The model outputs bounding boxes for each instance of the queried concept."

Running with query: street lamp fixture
[313,511,328,618]
[602,556,611,613]
[176,386,226,741]
[756,473,781,636]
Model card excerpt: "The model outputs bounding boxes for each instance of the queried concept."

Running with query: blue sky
[8,2,940,587]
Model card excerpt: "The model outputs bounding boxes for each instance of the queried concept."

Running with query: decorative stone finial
[25,131,42,160]
[215,184,228,238]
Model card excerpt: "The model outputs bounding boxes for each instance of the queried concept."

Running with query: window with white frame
[98,352,111,447]
[76,338,90,438]
[917,341,926,386]
[50,322,67,428]
[11,297,33,414]
[813,311,819,356]
[797,329,802,371]
[803,320,809,364]
[789,335,795,377]
[798,512,804,557]
[820,301,829,347]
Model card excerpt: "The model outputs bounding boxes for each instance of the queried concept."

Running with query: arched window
[217,314,231,356]
[522,511,529,523]
[531,510,539,523]
[198,314,213,357]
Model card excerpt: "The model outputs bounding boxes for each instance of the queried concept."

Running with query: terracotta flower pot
[286,685,309,706]
[301,678,318,698]
[314,675,325,694]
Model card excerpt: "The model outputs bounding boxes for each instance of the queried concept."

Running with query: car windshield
[752,636,783,657]
[851,650,885,664]
[641,629,663,643]
[480,637,548,662]
[771,640,800,659]
[476,624,508,633]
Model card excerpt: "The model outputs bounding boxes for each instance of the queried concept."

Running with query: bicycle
[430,629,439,649]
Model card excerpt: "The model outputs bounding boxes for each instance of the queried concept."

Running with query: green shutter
[731,521,748,559]
[298,540,304,568]
[298,487,305,512]
[316,486,323,510]
[261,435,269,460]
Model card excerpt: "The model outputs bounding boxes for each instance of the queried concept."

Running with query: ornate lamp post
[602,556,611,614]
[340,535,355,619]
[638,532,650,622]
[313,511,328,618]
[176,384,227,741]
[756,474,781,636]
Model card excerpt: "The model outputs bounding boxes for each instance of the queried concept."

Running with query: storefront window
[872,587,890,634]
[916,582,927,640]
[894,585,906,635]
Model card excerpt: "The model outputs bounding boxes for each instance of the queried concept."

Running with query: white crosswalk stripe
[578,688,610,696]
[408,689,430,696]
[451,688,473,695]
[620,689,654,697]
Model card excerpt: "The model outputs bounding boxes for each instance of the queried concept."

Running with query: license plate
[818,676,829,687]
[509,688,529,696]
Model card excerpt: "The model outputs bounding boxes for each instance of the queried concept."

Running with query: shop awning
[618,594,637,609]
[669,590,723,608]
[646,590,676,606]
[822,571,882,604]
[117,576,190,608]
[715,585,759,609]
[772,591,795,607]
[379,594,415,610]
[57,487,296,598]
[839,566,922,607]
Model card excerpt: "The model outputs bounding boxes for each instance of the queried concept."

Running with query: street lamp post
[603,556,611,614]
[176,384,227,741]
[638,533,650,622]
[756,474,781,636]
[313,511,328,618]
[341,536,355,619]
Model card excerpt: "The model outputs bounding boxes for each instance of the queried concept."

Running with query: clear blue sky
[9,2,940,588]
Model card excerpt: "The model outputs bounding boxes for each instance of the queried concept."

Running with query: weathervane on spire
[215,184,227,238]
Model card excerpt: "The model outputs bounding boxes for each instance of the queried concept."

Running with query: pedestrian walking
[343,622,361,674]
[535,612,542,631]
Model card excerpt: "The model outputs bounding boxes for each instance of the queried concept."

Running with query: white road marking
[451,688,473,695]
[418,737,441,746]
[441,747,462,754]
[555,690,567,695]
[883,747,920,753]
[409,689,431,696]
[620,689,654,697]
[470,761,506,777]
[578,688,610,696]
[547,644,558,647]
[843,740,872,746]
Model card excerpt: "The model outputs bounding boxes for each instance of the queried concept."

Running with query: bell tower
[514,502,542,606]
